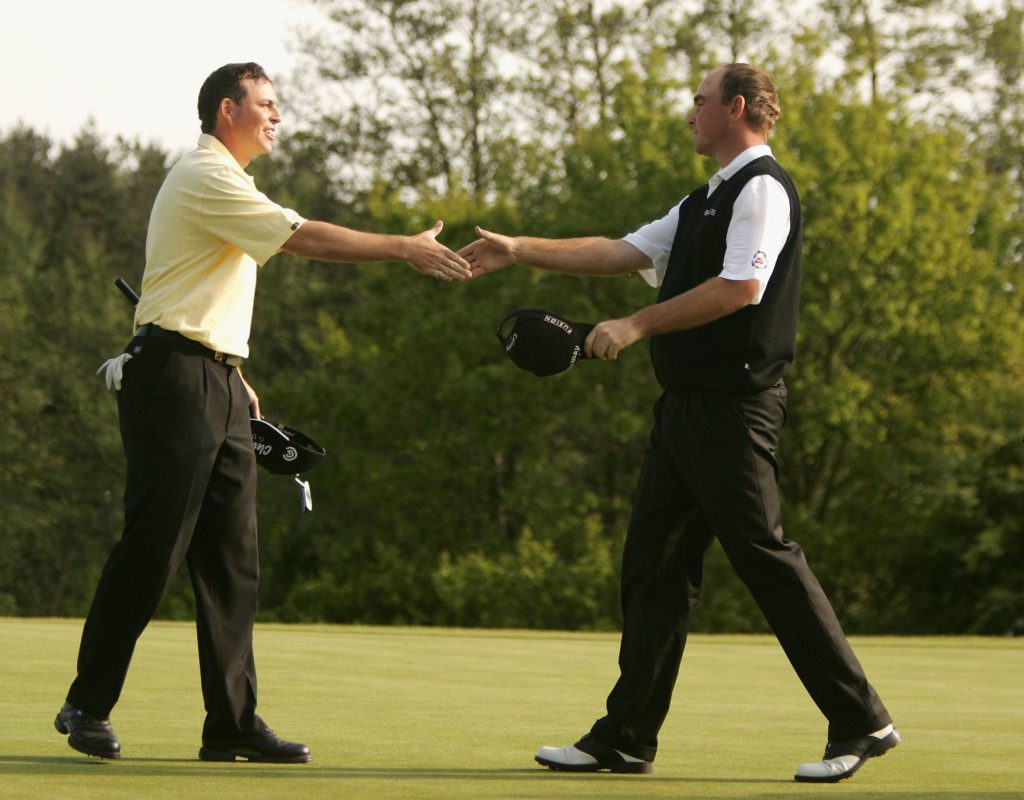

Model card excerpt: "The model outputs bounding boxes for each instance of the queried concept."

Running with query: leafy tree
[292,0,529,202]
[893,435,1024,634]
[0,131,169,615]
[214,0,1024,631]
[2,0,1021,634]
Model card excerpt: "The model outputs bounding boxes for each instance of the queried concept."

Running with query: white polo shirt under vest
[624,144,791,304]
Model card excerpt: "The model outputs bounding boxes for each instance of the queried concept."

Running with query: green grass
[1,619,1021,799]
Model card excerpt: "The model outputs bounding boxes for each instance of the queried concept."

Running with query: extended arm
[458,226,652,278]
[283,220,471,281]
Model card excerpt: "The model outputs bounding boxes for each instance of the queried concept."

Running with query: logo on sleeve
[751,250,768,270]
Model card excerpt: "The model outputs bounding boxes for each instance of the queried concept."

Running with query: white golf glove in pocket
[96,353,133,391]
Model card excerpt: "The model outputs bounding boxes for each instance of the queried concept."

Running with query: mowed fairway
[1,619,1021,800]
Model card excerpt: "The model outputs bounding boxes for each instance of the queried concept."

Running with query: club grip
[114,277,140,306]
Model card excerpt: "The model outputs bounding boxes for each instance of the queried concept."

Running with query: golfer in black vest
[459,63,899,783]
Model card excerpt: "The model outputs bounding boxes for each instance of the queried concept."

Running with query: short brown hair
[197,62,271,133]
[718,63,780,134]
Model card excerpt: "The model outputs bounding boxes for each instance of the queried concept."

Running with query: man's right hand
[458,226,518,278]
[282,219,470,280]
[403,220,473,281]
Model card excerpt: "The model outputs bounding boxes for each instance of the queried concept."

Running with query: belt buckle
[215,351,242,367]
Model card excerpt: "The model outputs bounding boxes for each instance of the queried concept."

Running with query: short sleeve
[719,176,791,304]
[199,167,306,266]
[622,203,681,288]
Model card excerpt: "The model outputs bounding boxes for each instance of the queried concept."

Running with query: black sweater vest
[650,156,802,393]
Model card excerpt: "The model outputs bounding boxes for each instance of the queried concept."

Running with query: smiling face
[218,78,281,167]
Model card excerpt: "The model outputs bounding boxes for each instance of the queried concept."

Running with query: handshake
[401,223,523,284]
[407,222,609,377]
[100,221,643,399]
[419,221,644,367]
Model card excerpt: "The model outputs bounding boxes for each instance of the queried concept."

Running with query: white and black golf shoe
[794,724,901,783]
[535,732,652,774]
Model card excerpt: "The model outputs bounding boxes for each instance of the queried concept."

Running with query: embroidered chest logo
[704,208,717,217]
[751,250,768,270]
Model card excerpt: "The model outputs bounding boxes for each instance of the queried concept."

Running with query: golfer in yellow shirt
[56,62,470,764]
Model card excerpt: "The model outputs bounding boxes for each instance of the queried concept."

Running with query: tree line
[1,0,1021,634]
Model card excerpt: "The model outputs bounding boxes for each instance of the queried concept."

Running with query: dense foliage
[1,0,1021,633]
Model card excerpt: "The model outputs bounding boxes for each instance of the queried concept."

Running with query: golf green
[1,619,1020,799]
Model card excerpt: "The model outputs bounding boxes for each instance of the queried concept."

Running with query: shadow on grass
[0,755,784,783]
[2,757,1022,798]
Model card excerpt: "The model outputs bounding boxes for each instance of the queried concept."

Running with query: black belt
[134,323,244,367]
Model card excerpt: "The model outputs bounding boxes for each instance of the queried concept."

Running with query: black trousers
[67,337,260,740]
[590,385,891,761]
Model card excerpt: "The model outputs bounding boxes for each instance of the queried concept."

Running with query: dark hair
[197,62,271,133]
[718,63,780,134]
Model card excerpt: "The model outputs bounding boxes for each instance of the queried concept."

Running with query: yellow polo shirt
[135,133,305,357]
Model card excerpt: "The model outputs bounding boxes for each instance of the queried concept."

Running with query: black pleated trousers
[590,384,891,761]
[67,337,260,740]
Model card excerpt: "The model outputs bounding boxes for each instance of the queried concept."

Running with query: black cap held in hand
[497,309,596,377]
[250,418,326,474]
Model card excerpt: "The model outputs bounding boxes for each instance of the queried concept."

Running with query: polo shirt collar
[708,144,774,196]
[196,133,256,185]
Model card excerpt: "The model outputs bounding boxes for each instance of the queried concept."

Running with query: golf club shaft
[115,277,140,306]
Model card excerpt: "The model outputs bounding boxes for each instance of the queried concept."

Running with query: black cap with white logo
[497,309,596,377]
[250,418,326,475]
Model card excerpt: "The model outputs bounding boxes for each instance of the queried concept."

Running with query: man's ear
[219,97,234,125]
[729,94,747,122]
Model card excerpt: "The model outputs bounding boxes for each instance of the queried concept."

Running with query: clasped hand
[407,220,473,282]
[584,318,643,360]
[457,226,643,361]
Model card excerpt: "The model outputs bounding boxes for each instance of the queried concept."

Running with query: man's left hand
[238,369,261,419]
[585,317,644,360]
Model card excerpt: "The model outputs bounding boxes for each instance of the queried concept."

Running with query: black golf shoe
[199,717,311,763]
[54,702,121,759]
